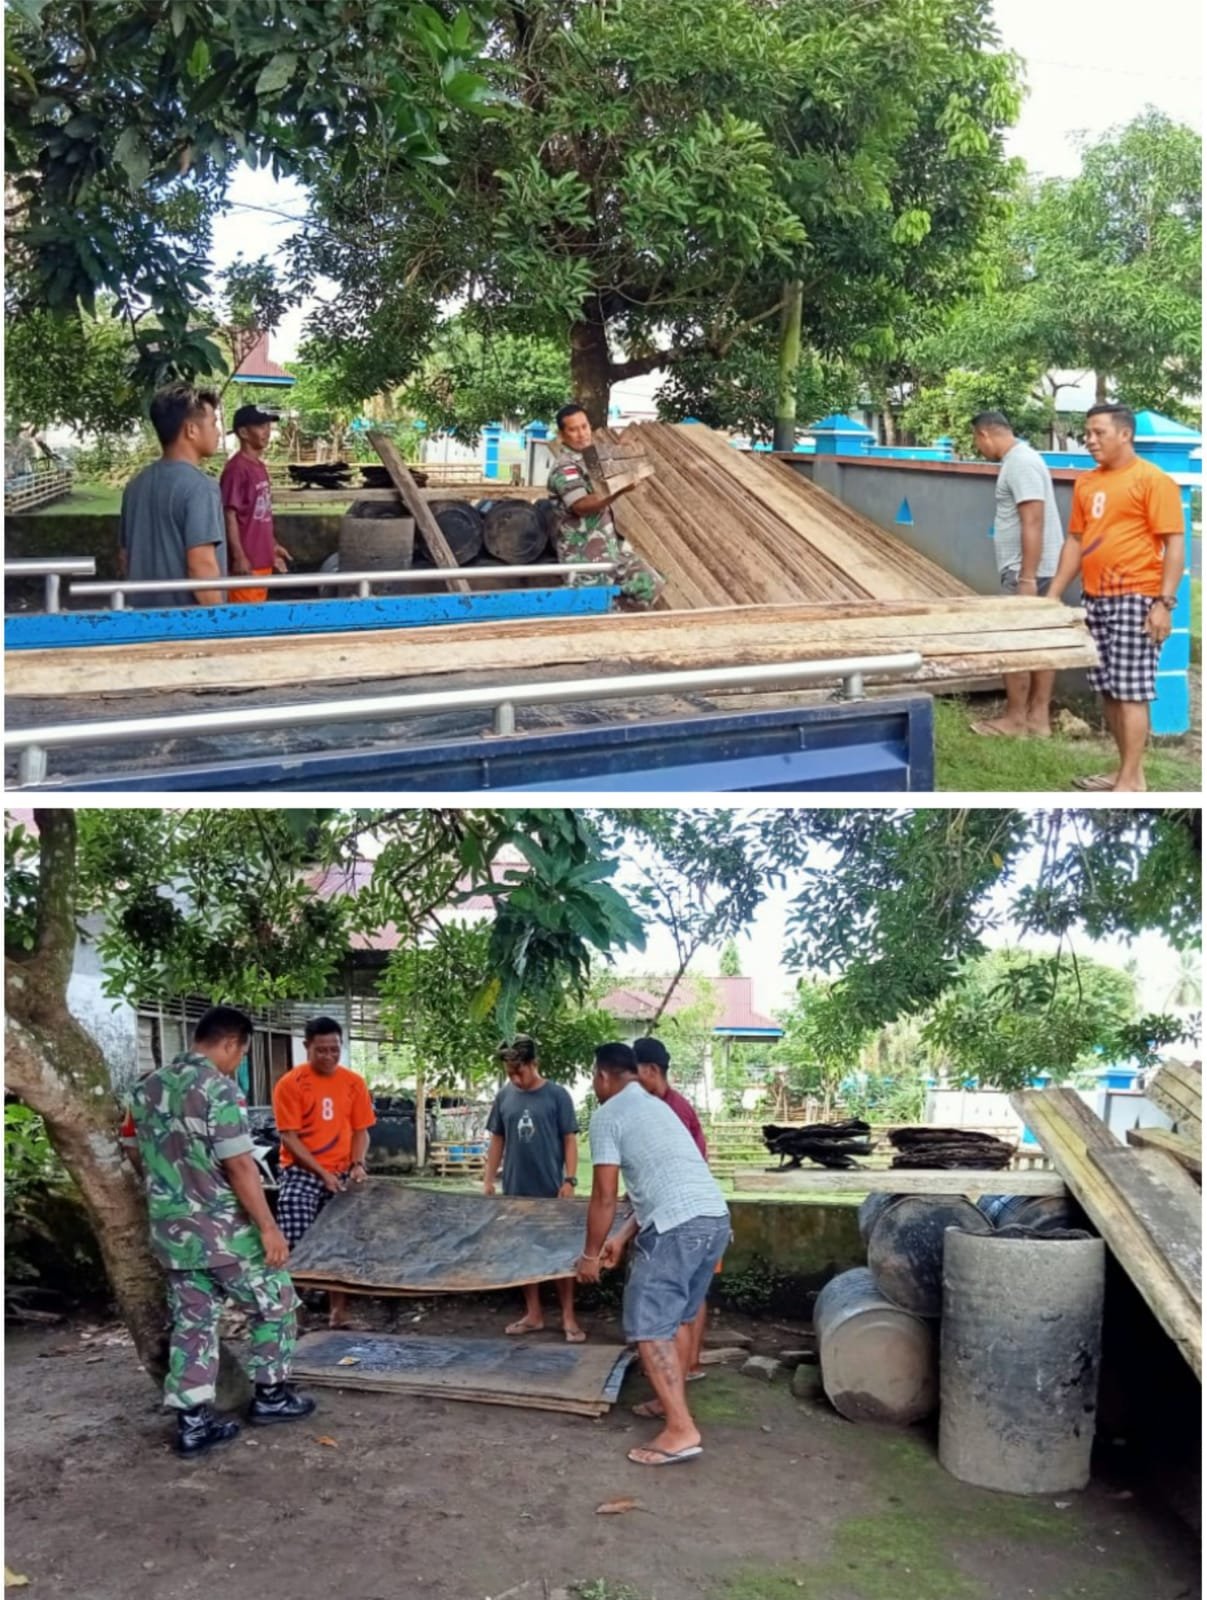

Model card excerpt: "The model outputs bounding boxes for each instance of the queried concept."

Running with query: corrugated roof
[231,332,295,385]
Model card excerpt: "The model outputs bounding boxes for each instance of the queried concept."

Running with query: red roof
[231,332,294,384]
[601,975,781,1034]
[304,860,504,951]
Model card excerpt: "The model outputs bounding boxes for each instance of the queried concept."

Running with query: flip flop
[563,1327,587,1344]
[686,1370,707,1382]
[631,1399,664,1418]
[1072,773,1117,791]
[969,720,1022,738]
[627,1445,703,1467]
[505,1320,545,1336]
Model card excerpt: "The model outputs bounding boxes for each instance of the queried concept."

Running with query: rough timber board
[1012,1088,1201,1379]
[1126,1126,1203,1179]
[1090,1146,1202,1303]
[7,597,1097,700]
[1143,1060,1202,1138]
[284,1182,628,1293]
[291,1329,635,1415]
[733,1167,1066,1196]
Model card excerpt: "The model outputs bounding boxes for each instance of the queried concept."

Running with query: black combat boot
[174,1404,241,1458]
[247,1382,317,1425]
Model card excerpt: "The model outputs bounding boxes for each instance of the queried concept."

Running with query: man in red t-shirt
[272,1016,376,1328]
[1047,403,1185,792]
[220,404,292,603]
[634,1037,713,1383]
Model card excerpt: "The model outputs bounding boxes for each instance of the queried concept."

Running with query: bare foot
[1025,721,1052,739]
[1111,779,1148,792]
[505,1317,545,1336]
[563,1324,587,1344]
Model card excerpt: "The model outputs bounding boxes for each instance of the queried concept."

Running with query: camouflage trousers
[556,529,665,609]
[163,1262,297,1410]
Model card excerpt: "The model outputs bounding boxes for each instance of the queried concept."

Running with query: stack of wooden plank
[8,597,1097,700]
[1012,1088,1201,1379]
[602,423,973,609]
[888,1126,1015,1170]
[1130,1061,1202,1180]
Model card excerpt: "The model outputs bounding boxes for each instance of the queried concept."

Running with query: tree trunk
[1095,372,1108,404]
[4,811,250,1405]
[569,315,613,428]
[773,278,803,453]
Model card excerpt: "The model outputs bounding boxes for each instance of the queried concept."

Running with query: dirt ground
[5,1296,1200,1600]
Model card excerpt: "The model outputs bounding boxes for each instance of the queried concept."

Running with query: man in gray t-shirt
[578,1043,729,1470]
[119,384,227,610]
[971,411,1066,739]
[483,1036,584,1342]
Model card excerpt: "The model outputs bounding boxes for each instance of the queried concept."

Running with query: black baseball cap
[231,403,280,431]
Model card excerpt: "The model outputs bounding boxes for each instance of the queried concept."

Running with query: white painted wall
[67,931,139,1090]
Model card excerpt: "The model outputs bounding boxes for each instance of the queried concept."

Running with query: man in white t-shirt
[577,1042,729,1469]
[971,412,1066,739]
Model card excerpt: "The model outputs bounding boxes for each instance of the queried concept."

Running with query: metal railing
[6,653,923,786]
[68,564,619,608]
[4,557,97,613]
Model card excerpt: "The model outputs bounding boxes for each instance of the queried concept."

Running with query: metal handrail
[71,564,619,609]
[5,557,97,613]
[7,653,924,786]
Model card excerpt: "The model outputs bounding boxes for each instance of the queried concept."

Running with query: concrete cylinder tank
[858,1193,992,1318]
[939,1228,1105,1494]
[814,1267,937,1425]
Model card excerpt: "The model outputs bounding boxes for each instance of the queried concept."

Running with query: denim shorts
[623,1213,731,1342]
[999,567,1052,596]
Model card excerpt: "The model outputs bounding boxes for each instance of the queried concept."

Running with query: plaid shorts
[1083,595,1163,702]
[276,1165,345,1249]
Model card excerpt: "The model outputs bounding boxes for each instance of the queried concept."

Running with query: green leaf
[255,52,298,97]
[187,37,211,79]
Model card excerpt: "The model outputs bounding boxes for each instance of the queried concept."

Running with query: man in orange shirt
[1047,404,1185,791]
[272,1016,376,1328]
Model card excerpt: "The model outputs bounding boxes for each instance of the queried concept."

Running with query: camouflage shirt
[547,450,621,547]
[128,1050,263,1272]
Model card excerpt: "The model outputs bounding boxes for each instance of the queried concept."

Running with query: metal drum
[813,1267,937,1425]
[976,1193,1081,1235]
[940,1228,1104,1494]
[858,1193,992,1317]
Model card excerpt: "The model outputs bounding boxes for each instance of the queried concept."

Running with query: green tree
[762,807,1201,1059]
[3,301,142,436]
[3,806,645,1385]
[5,1,502,388]
[401,317,571,445]
[922,948,1137,1092]
[295,1,1021,430]
[718,939,742,978]
[770,979,872,1117]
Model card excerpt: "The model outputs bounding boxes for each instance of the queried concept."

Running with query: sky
[599,829,1184,1021]
[210,0,1203,364]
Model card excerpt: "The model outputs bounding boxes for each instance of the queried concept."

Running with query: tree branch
[31,808,78,1006]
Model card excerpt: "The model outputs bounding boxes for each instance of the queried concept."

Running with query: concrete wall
[785,454,1081,598]
[66,932,139,1090]
[723,1197,864,1315]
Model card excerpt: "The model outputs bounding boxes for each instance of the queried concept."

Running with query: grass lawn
[933,696,1201,792]
[29,481,123,515]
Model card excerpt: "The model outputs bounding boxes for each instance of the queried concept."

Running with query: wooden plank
[1126,1126,1202,1179]
[1091,1146,1202,1303]
[367,431,470,593]
[1013,1089,1201,1379]
[273,486,548,506]
[732,1167,1065,1196]
[1143,1060,1202,1138]
[9,597,1097,700]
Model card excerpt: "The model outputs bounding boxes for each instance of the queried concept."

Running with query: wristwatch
[1154,596,1178,610]
[564,1175,578,1187]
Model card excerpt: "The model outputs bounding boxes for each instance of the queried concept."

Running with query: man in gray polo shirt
[577,1042,729,1468]
[119,383,227,609]
[971,411,1065,739]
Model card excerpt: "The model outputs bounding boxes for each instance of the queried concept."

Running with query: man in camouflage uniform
[123,1003,316,1457]
[547,402,665,610]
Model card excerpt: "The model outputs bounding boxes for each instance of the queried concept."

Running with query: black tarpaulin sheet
[284,1181,628,1292]
[291,1330,636,1415]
